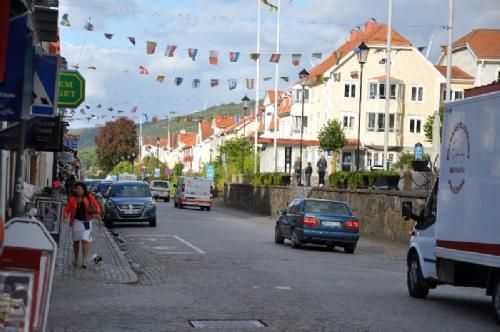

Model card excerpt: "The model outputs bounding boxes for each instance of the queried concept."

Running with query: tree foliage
[111,161,136,175]
[318,119,346,152]
[423,107,444,143]
[220,136,254,175]
[173,162,184,176]
[95,118,139,173]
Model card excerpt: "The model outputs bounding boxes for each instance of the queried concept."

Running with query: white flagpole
[273,0,281,173]
[139,111,143,162]
[254,0,262,175]
[445,0,454,103]
[383,0,392,171]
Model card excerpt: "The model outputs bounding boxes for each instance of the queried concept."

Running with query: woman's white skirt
[72,219,92,242]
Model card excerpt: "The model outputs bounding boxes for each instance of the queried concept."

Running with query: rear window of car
[111,184,151,197]
[151,181,168,188]
[304,200,351,216]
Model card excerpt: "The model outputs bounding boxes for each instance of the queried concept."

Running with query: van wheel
[344,245,356,254]
[407,252,430,298]
[174,201,178,208]
[206,206,211,212]
[164,197,169,202]
[492,277,500,324]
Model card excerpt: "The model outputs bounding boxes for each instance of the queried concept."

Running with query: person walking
[317,155,327,187]
[63,182,101,268]
[293,157,302,185]
[304,162,313,187]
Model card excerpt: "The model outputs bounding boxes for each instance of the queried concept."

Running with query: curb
[102,227,138,284]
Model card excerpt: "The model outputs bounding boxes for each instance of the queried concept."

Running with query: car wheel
[179,203,184,209]
[164,197,168,202]
[275,225,284,244]
[149,218,157,227]
[407,252,430,298]
[104,219,113,228]
[174,201,178,208]
[492,277,500,324]
[206,206,211,212]
[291,230,302,249]
[344,245,356,254]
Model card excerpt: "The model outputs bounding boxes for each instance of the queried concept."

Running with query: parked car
[150,180,170,202]
[275,198,360,253]
[103,181,156,227]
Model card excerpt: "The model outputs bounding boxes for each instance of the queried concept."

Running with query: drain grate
[189,320,267,329]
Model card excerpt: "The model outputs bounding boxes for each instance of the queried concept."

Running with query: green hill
[71,101,256,150]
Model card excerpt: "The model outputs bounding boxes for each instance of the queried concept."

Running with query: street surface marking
[125,234,206,254]
[172,235,206,254]
[275,286,292,290]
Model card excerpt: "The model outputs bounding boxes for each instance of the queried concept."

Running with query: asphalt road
[48,200,499,331]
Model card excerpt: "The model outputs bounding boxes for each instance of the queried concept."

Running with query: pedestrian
[65,174,76,196]
[293,157,302,185]
[317,155,327,187]
[63,181,101,268]
[304,162,313,187]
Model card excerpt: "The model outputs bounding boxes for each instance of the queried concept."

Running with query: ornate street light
[241,95,251,175]
[298,68,309,186]
[355,42,369,172]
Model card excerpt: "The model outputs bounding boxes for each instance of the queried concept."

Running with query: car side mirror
[402,201,413,220]
[278,209,285,216]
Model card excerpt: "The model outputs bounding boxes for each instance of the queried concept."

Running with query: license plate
[322,221,341,228]
[124,209,139,215]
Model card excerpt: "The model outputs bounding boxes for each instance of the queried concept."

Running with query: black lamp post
[241,95,250,175]
[298,68,310,186]
[355,42,369,172]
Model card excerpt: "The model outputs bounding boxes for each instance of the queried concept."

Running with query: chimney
[365,18,377,34]
[349,26,362,42]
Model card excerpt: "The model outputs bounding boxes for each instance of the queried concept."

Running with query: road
[48,200,499,331]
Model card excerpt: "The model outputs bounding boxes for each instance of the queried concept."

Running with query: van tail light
[181,184,185,193]
[344,220,360,232]
[303,216,319,227]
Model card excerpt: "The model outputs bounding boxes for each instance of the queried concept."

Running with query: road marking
[152,246,177,250]
[172,235,206,254]
[275,286,292,290]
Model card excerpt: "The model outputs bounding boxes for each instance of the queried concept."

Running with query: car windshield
[111,184,151,197]
[152,181,168,188]
[304,200,351,216]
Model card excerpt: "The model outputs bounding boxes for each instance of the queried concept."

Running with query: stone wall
[224,184,428,243]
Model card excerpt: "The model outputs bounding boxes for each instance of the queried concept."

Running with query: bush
[329,172,348,187]
[347,172,364,188]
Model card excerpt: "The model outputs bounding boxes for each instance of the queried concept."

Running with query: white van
[150,180,170,202]
[174,176,212,211]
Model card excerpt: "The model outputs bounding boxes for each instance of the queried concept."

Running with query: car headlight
[145,202,156,208]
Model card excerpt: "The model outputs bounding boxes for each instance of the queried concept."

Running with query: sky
[59,0,500,129]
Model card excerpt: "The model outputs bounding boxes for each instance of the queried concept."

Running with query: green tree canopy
[111,161,136,175]
[423,107,444,142]
[173,162,184,176]
[318,119,346,152]
[95,118,139,173]
[220,136,254,175]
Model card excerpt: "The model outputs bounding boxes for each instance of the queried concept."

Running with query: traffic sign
[206,165,215,179]
[32,54,59,117]
[57,70,85,108]
[154,168,160,178]
[165,168,172,175]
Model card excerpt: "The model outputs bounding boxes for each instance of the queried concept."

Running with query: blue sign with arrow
[32,54,59,117]
[206,165,215,179]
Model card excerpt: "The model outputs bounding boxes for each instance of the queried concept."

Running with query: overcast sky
[59,0,500,128]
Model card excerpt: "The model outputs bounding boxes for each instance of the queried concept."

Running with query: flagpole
[273,0,281,173]
[445,0,454,104]
[139,111,143,162]
[383,0,392,171]
[254,0,262,175]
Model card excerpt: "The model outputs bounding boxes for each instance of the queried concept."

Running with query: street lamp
[355,42,369,172]
[241,95,250,174]
[298,68,309,186]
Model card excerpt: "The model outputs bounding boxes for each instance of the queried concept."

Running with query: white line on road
[172,235,206,254]
[275,286,292,290]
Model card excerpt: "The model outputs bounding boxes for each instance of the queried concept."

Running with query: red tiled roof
[265,90,283,104]
[444,29,500,60]
[214,115,235,128]
[435,65,474,80]
[258,138,320,146]
[464,81,500,98]
[309,21,412,83]
[224,114,256,134]
[179,132,196,147]
[200,120,213,140]
[278,96,292,117]
[142,136,168,147]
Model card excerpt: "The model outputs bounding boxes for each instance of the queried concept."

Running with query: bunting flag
[118,110,124,113]
[131,106,138,113]
[175,77,184,86]
[85,105,90,109]
[292,53,301,66]
[269,53,281,63]
[146,41,157,55]
[188,48,198,61]
[71,64,79,70]
[229,51,240,63]
[210,79,219,87]
[209,50,218,65]
[139,65,149,75]
[80,109,85,114]
[107,107,114,112]
[312,52,322,59]
[228,79,237,90]
[87,66,97,70]
[127,37,136,45]
[250,53,260,61]
[246,78,255,90]
[261,0,278,12]
[60,13,71,27]
[84,18,94,31]
[156,75,165,83]
[143,114,149,122]
[104,33,113,40]
[165,45,177,57]
[280,76,289,82]
[192,79,201,88]
[263,77,272,81]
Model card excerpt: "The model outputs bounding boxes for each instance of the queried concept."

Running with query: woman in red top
[63,181,101,268]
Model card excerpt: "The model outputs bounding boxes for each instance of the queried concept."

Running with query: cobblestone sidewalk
[54,220,137,284]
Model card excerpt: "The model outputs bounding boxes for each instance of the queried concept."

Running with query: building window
[409,117,422,134]
[442,89,464,101]
[411,86,424,102]
[369,83,377,99]
[369,82,401,100]
[344,83,356,98]
[368,113,376,132]
[379,84,385,99]
[342,115,355,130]
[294,89,309,103]
[367,113,400,133]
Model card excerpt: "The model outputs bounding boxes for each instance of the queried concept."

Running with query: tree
[318,119,346,172]
[173,162,184,176]
[423,107,444,142]
[111,161,137,175]
[95,118,139,173]
[220,136,253,174]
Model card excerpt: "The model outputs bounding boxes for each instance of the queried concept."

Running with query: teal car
[275,198,360,253]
